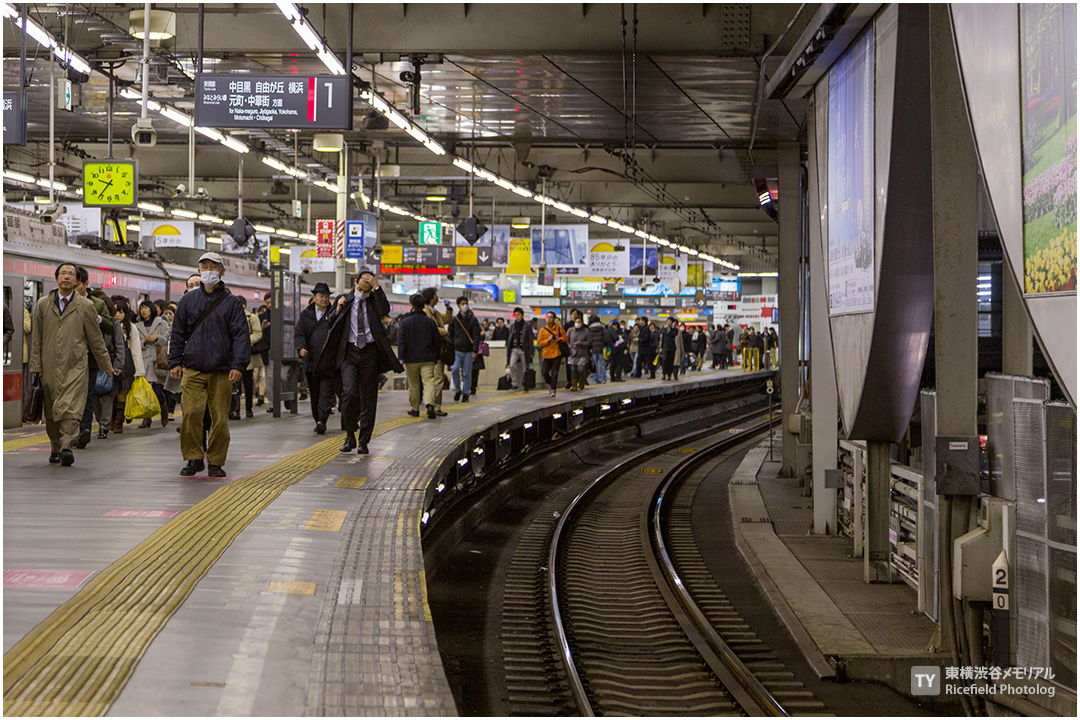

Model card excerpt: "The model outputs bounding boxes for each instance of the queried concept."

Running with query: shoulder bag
[176,291,230,366]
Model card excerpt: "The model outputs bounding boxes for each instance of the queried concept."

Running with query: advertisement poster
[587,239,631,278]
[289,246,336,274]
[629,246,659,276]
[658,255,688,286]
[1020,2,1077,294]
[143,219,196,249]
[316,218,335,258]
[507,237,533,275]
[530,224,589,267]
[826,26,875,315]
[686,260,709,287]
[457,225,511,267]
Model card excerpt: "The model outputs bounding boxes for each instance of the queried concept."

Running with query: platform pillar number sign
[419,222,441,245]
[991,550,1010,668]
[766,378,775,460]
[345,221,365,260]
[316,219,335,258]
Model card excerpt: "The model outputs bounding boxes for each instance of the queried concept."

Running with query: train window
[24,279,41,312]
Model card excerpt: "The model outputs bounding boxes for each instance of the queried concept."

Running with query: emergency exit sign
[419,222,441,245]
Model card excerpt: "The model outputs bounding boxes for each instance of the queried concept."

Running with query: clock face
[82,160,137,207]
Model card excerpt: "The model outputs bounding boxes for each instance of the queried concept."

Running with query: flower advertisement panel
[1021,3,1077,294]
[827,26,875,315]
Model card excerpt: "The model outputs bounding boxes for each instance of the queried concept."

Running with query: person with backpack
[168,252,251,478]
[448,296,481,403]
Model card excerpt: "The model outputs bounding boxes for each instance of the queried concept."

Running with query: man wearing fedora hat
[294,281,337,434]
[168,251,251,477]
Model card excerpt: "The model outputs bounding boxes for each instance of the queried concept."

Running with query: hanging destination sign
[194,74,352,130]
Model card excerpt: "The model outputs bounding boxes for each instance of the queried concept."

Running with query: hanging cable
[620,5,629,168]
[632,3,638,177]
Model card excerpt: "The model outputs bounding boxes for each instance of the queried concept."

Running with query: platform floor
[3,367,755,716]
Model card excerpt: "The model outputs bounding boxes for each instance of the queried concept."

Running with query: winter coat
[30,290,112,420]
[397,310,442,364]
[709,329,727,355]
[448,310,482,353]
[293,303,334,376]
[127,323,145,379]
[244,311,263,371]
[537,323,568,360]
[505,319,535,365]
[637,323,655,352]
[492,325,510,342]
[169,283,251,374]
[586,321,612,353]
[136,316,170,384]
[423,302,454,339]
[629,325,640,353]
[320,287,404,375]
[568,324,591,360]
[661,325,684,364]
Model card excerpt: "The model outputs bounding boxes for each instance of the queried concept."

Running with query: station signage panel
[315,219,335,258]
[194,74,352,130]
[3,91,27,146]
[345,221,365,260]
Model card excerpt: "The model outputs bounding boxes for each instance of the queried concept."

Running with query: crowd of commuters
[21,256,776,473]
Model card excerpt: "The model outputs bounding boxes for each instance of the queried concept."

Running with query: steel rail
[547,407,770,716]
[648,421,789,717]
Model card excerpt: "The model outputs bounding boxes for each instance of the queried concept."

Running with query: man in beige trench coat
[30,263,113,466]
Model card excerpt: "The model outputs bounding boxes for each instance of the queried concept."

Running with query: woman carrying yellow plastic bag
[124,375,161,420]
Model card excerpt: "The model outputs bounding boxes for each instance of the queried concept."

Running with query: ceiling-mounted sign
[419,222,441,245]
[194,74,352,130]
[3,91,27,146]
[530,225,589,268]
[345,221,365,260]
[143,219,196,249]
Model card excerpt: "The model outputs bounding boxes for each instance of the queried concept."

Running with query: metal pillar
[1002,260,1033,375]
[806,102,838,534]
[778,141,801,477]
[335,144,348,294]
[930,3,980,673]
[865,441,892,582]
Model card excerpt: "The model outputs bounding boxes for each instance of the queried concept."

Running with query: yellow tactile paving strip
[2,374,733,715]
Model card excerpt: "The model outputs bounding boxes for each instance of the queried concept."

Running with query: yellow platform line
[4,413,185,453]
[0,391,531,716]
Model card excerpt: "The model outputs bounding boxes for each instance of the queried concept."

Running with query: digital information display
[195,74,352,130]
[3,91,27,146]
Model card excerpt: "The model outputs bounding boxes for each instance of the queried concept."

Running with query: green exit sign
[419,222,441,245]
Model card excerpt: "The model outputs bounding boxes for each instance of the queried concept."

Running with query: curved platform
[3,369,769,716]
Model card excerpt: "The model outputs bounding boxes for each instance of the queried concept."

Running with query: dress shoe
[140,418,152,429]
[315,421,326,435]
[434,410,448,417]
[356,442,369,455]
[97,429,109,439]
[161,416,170,427]
[454,391,461,401]
[461,394,470,403]
[407,410,420,417]
[426,404,437,419]
[246,410,254,418]
[229,412,241,420]
[180,459,205,477]
[207,464,227,478]
[73,430,91,449]
[340,433,357,452]
[59,449,75,467]
[48,451,61,464]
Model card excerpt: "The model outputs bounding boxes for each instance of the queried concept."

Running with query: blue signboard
[345,221,365,260]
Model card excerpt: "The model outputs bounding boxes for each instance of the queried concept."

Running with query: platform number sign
[992,551,1009,611]
[766,379,774,395]
[419,222,441,245]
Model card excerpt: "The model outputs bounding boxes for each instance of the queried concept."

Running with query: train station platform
[3,367,767,716]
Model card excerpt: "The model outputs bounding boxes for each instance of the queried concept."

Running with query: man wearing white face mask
[168,252,251,478]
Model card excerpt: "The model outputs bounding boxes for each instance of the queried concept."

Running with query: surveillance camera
[131,117,156,147]
[369,244,384,259]
[174,183,187,196]
[39,204,66,225]
[653,276,661,284]
[399,70,417,84]
[195,186,208,198]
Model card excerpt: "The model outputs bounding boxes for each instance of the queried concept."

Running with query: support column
[1002,260,1033,375]
[930,3,980,664]
[806,102,838,534]
[778,141,802,477]
[865,441,893,582]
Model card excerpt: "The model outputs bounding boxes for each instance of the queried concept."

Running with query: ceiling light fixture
[511,216,531,229]
[312,133,343,153]
[128,9,176,40]
[274,3,346,75]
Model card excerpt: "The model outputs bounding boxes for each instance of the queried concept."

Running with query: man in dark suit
[294,282,336,435]
[320,270,403,454]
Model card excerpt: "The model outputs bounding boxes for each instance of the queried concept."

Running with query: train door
[3,280,27,429]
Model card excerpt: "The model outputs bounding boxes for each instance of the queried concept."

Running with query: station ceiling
[2,3,817,272]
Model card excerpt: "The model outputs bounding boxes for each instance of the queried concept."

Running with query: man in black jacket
[398,294,442,419]
[447,296,481,402]
[505,307,534,392]
[608,319,627,382]
[320,269,403,454]
[633,316,656,379]
[294,282,336,435]
[169,252,251,477]
[491,317,510,342]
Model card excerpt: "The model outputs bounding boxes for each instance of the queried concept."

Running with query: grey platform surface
[735,439,938,660]
[3,368,754,716]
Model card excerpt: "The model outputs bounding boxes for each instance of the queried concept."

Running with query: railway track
[511,413,829,716]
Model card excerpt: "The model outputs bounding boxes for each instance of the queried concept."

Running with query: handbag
[478,341,490,357]
[94,370,114,395]
[23,375,43,423]
[439,337,456,366]
[155,343,169,371]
